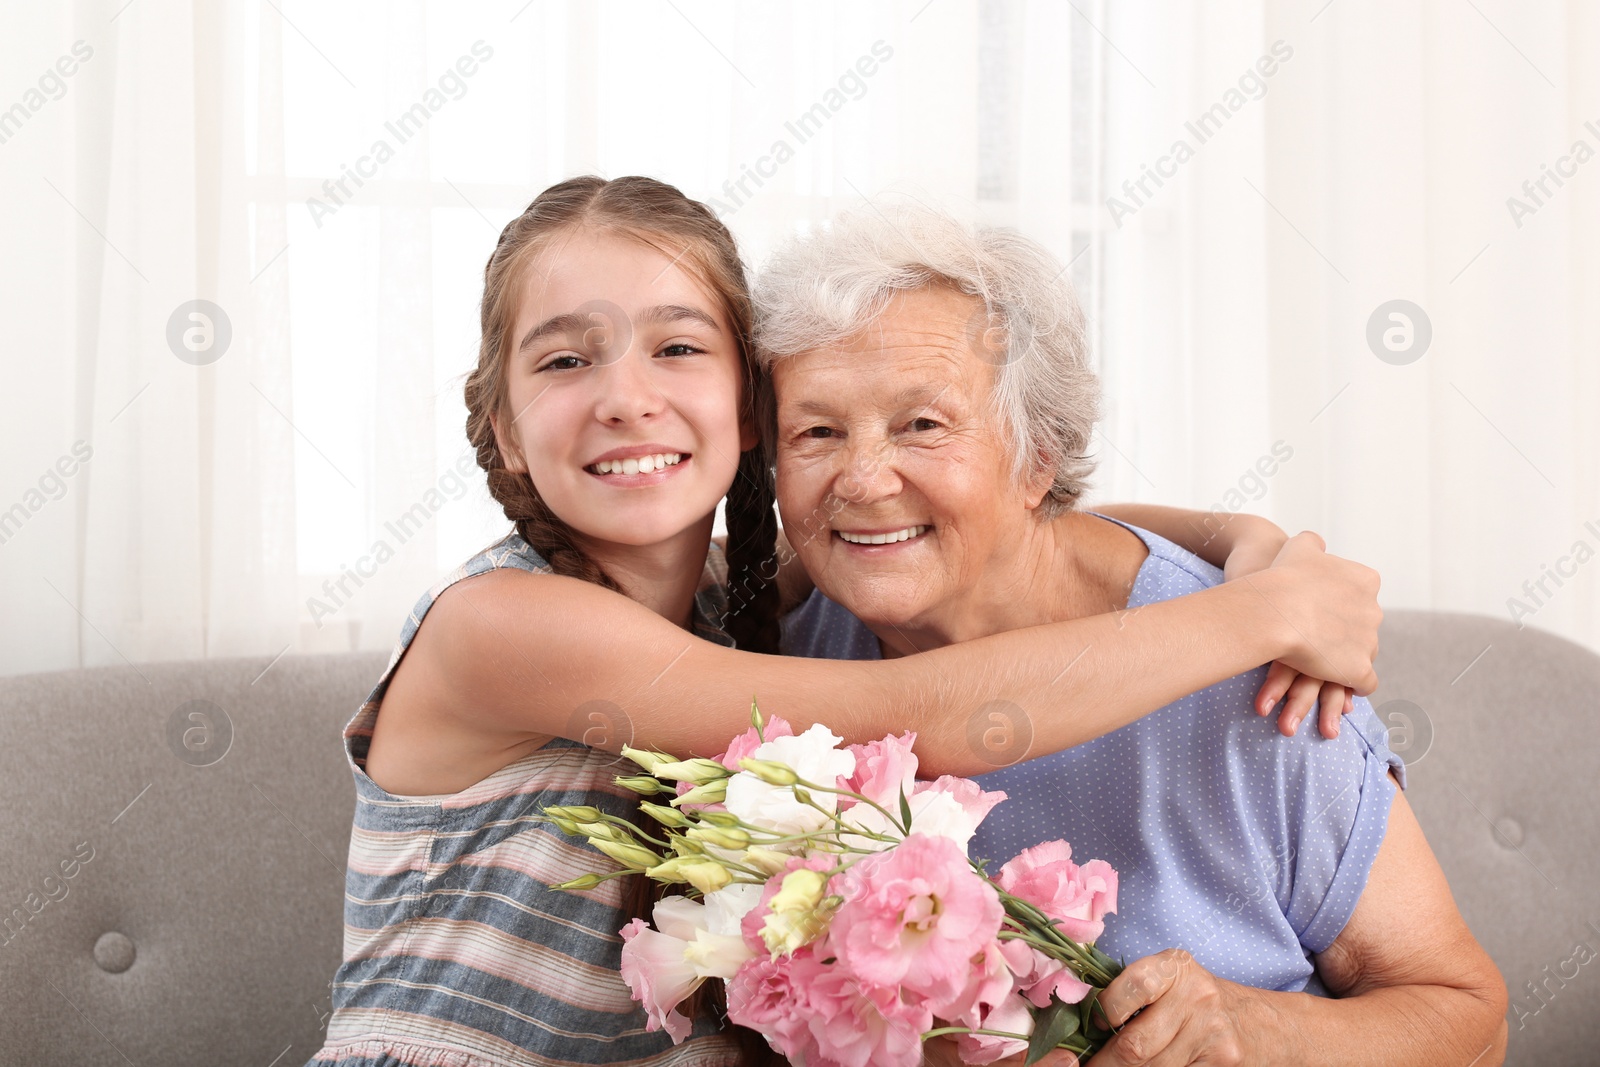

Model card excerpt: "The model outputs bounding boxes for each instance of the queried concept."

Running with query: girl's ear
[490,411,528,473]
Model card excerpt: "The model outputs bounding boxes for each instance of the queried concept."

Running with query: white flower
[652,893,756,980]
[724,724,857,841]
[840,777,1004,855]
[702,881,764,935]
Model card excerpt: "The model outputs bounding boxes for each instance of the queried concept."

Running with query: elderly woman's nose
[832,440,901,503]
[593,349,667,424]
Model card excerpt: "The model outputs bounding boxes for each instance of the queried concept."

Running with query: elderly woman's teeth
[838,525,928,545]
[591,453,683,475]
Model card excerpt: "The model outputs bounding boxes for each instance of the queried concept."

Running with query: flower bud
[547,804,604,824]
[639,802,691,827]
[552,872,605,891]
[620,746,678,775]
[688,825,751,851]
[738,758,798,786]
[592,838,659,871]
[646,855,732,891]
[760,868,835,954]
[770,868,828,913]
[647,856,691,883]
[615,775,668,795]
[681,858,734,895]
[652,758,733,784]
[672,779,728,806]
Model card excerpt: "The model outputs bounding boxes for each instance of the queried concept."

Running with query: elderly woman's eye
[802,426,836,439]
[909,417,940,432]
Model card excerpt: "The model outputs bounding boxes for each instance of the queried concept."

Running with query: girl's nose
[593,348,668,425]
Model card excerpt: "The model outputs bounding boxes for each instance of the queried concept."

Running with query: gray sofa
[1,610,1595,1065]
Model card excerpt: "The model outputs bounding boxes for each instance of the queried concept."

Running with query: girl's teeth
[593,453,683,475]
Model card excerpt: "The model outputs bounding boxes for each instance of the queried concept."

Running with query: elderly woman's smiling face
[773,285,1054,631]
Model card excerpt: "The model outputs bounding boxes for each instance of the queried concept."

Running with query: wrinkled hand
[1090,949,1254,1067]
[1223,528,1362,740]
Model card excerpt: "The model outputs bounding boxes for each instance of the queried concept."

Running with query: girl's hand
[1221,522,1361,740]
[1252,532,1382,724]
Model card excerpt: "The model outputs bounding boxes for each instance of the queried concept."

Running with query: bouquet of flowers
[543,705,1123,1066]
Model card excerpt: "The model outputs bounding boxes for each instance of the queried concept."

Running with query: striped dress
[307,532,743,1067]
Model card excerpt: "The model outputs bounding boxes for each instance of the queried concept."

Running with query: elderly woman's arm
[1086,779,1508,1067]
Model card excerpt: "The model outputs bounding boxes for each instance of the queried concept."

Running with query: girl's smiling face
[494,228,753,552]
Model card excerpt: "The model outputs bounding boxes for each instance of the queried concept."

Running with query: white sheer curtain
[1091,0,1600,656]
[1,0,1594,678]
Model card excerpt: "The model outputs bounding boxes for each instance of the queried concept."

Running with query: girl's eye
[538,354,587,372]
[658,343,703,358]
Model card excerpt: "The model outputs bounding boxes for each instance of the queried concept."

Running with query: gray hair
[752,205,1100,517]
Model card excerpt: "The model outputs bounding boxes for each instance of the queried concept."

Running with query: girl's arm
[404,532,1379,778]
[1093,503,1284,576]
[1094,503,1357,740]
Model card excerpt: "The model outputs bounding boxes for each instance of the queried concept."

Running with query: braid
[720,442,781,654]
[485,469,621,591]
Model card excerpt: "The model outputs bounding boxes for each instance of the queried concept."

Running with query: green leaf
[898,787,913,831]
[1078,989,1112,1043]
[1025,998,1080,1065]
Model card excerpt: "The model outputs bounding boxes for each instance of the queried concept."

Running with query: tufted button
[93,932,136,973]
[1493,816,1525,849]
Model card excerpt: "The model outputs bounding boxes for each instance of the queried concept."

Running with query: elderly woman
[755,208,1508,1066]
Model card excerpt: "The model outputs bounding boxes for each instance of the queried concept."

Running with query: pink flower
[938,939,1019,1023]
[913,775,1006,826]
[840,774,1007,855]
[996,840,1118,944]
[797,958,932,1067]
[997,939,1094,1008]
[717,716,796,772]
[829,833,1004,1007]
[841,732,919,810]
[952,992,1035,1065]
[728,950,932,1067]
[726,952,818,1059]
[619,917,699,1043]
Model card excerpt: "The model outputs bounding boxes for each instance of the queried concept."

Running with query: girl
[306,176,1380,1067]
